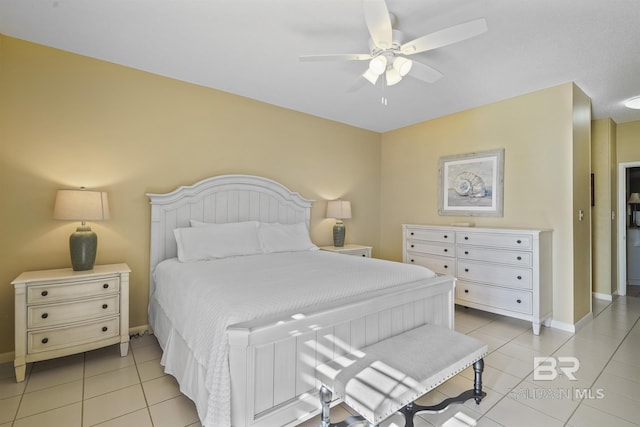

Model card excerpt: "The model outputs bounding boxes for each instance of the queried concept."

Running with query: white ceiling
[1,0,639,132]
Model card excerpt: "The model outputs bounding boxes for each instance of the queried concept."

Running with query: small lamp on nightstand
[629,192,640,227]
[53,188,110,271]
[326,200,351,247]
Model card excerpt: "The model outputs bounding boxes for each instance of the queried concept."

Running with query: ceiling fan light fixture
[624,96,640,109]
[393,57,413,76]
[362,68,380,85]
[385,68,402,86]
[368,55,387,75]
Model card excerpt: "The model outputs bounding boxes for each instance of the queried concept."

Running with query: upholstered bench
[316,323,488,427]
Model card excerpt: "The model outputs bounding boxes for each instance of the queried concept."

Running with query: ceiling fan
[300,0,487,87]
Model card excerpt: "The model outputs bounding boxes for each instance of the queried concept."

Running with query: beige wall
[379,83,589,325]
[617,121,640,163]
[571,85,592,322]
[591,119,617,297]
[0,35,381,354]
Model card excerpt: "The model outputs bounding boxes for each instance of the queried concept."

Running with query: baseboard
[592,292,613,301]
[0,351,14,365]
[549,311,593,334]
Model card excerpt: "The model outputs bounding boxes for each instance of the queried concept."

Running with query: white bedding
[150,250,436,427]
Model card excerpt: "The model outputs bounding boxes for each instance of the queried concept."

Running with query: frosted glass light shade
[628,193,640,204]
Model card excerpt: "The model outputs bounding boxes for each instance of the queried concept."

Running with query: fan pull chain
[381,96,388,106]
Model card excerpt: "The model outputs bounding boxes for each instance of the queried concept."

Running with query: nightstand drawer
[28,316,120,354]
[27,277,120,304]
[28,294,120,328]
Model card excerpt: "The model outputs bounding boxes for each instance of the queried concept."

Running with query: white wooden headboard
[146,174,313,294]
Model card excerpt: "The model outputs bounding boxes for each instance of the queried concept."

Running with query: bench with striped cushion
[316,323,488,427]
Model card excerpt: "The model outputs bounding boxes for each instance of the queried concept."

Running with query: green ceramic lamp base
[70,225,97,271]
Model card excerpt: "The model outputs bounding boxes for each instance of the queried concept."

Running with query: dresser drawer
[456,282,532,315]
[455,232,532,250]
[28,295,120,328]
[457,246,532,267]
[406,253,456,276]
[406,240,455,257]
[27,277,120,304]
[457,260,532,289]
[28,316,120,354]
[405,228,455,244]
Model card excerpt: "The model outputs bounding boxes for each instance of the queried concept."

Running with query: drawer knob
[444,248,448,252]
[41,313,48,319]
[517,256,522,260]
[517,299,522,304]
[444,235,448,239]
[464,289,469,293]
[41,290,48,297]
[465,268,469,272]
[41,338,48,344]
[103,283,109,289]
[411,244,415,248]
[410,259,415,263]
[361,254,366,257]
[102,326,108,332]
[517,239,522,244]
[444,265,448,269]
[102,304,108,309]
[410,232,414,235]
[464,236,469,240]
[517,275,522,280]
[465,251,469,255]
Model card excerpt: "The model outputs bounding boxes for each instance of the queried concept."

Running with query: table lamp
[326,200,352,247]
[53,188,110,271]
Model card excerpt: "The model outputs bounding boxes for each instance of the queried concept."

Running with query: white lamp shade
[53,189,110,221]
[326,200,352,219]
[386,67,402,86]
[368,56,387,75]
[393,57,413,76]
[628,193,640,204]
[362,68,380,85]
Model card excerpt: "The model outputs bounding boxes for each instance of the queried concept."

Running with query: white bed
[147,175,456,427]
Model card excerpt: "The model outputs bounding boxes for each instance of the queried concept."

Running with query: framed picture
[438,148,505,217]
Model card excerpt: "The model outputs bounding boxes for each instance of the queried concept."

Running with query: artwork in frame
[438,148,505,217]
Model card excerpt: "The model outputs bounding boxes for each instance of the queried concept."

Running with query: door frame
[617,161,640,295]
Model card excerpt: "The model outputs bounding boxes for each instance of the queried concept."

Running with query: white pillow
[258,222,318,253]
[174,221,261,262]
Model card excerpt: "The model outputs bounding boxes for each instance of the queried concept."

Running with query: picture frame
[438,148,505,217]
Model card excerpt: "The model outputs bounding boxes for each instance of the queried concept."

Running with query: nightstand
[11,263,130,382]
[319,244,372,258]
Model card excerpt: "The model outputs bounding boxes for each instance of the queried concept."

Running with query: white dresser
[12,263,130,382]
[403,225,552,335]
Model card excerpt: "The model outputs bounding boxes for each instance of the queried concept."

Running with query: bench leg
[318,385,377,427]
[400,358,486,426]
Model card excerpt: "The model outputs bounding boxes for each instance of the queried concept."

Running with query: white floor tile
[485,396,564,427]
[148,395,200,427]
[0,395,21,424]
[25,356,84,393]
[12,402,81,427]
[82,384,147,426]
[567,402,638,427]
[84,365,141,399]
[91,408,153,427]
[142,374,182,405]
[16,380,83,419]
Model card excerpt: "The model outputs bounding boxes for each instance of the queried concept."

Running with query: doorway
[617,161,640,296]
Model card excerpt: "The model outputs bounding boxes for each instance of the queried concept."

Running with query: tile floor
[1,295,639,427]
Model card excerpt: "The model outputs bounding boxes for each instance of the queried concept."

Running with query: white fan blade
[400,18,487,55]
[408,61,443,83]
[299,53,372,62]
[363,0,393,49]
